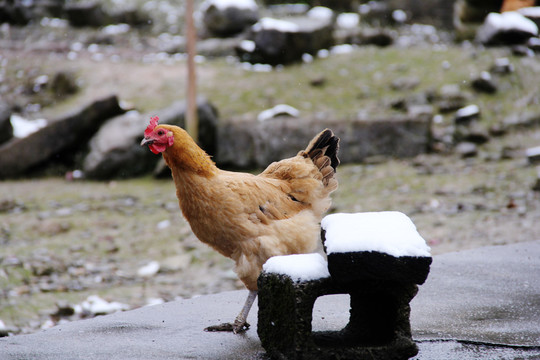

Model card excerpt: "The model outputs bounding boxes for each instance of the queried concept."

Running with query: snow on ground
[252,17,300,33]
[321,212,431,257]
[456,104,480,118]
[257,104,300,121]
[337,13,359,29]
[263,253,330,282]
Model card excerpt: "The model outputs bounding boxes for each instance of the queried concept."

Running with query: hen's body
[142,121,339,332]
[167,149,336,290]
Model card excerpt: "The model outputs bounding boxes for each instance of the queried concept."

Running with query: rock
[109,7,150,27]
[0,0,64,25]
[527,36,540,51]
[52,301,75,318]
[435,84,469,113]
[526,145,540,164]
[0,95,125,179]
[0,102,12,145]
[500,146,524,159]
[511,44,535,56]
[83,98,218,180]
[164,37,244,57]
[476,11,538,45]
[455,142,478,157]
[263,0,356,12]
[49,71,78,98]
[454,104,481,125]
[78,295,129,316]
[407,105,434,120]
[503,112,540,129]
[471,71,497,93]
[216,115,431,168]
[490,57,515,74]
[160,254,192,272]
[337,28,394,47]
[532,167,540,191]
[65,2,109,28]
[201,0,259,37]
[237,16,334,65]
[454,123,491,144]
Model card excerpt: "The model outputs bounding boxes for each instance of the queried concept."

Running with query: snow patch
[202,0,258,11]
[11,115,48,138]
[337,13,359,29]
[137,261,160,277]
[321,212,431,257]
[517,6,540,18]
[252,17,299,32]
[456,104,480,118]
[478,11,538,43]
[307,6,333,22]
[77,295,129,315]
[263,253,330,282]
[257,104,299,122]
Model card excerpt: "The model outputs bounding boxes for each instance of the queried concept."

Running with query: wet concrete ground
[1,241,539,359]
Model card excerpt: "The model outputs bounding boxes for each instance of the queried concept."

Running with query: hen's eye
[157,130,164,135]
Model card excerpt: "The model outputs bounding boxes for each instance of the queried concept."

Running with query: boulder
[0,0,64,25]
[201,0,259,37]
[0,95,124,179]
[476,11,539,45]
[517,6,540,27]
[109,7,151,27]
[216,115,431,169]
[237,16,334,65]
[0,102,12,146]
[83,98,218,180]
[65,2,109,27]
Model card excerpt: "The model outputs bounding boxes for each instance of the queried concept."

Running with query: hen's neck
[162,139,217,178]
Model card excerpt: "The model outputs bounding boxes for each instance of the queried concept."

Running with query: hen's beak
[140,137,154,146]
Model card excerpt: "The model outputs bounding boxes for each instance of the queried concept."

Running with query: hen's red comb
[144,116,159,137]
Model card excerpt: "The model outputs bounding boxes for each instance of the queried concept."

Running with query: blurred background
[1,0,540,336]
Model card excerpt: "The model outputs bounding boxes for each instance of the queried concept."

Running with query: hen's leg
[204,290,257,334]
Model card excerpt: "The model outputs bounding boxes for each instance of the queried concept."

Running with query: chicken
[140,116,339,333]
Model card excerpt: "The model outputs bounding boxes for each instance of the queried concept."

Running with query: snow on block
[321,211,431,258]
[321,212,432,285]
[262,253,330,282]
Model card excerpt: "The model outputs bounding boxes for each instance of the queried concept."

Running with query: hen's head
[140,116,174,154]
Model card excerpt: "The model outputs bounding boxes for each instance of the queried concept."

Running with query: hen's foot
[204,321,250,334]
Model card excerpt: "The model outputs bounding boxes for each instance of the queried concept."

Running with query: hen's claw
[204,321,250,333]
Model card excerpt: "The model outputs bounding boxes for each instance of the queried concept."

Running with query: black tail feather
[305,129,340,171]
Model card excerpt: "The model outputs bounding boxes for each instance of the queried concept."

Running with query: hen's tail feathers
[302,129,340,187]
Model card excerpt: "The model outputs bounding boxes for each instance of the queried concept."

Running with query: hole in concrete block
[311,294,350,332]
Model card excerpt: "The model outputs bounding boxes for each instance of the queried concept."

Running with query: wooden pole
[185,0,198,142]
